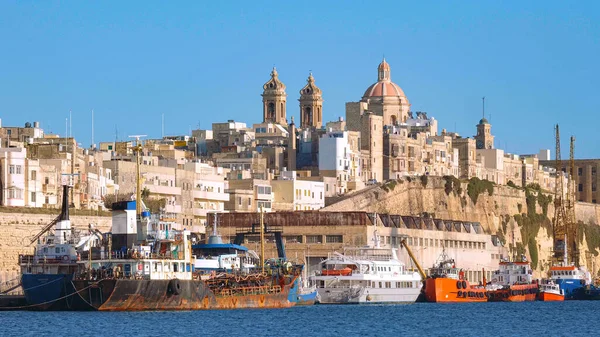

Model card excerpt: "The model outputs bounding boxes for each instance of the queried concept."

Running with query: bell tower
[475,118,494,149]
[474,97,494,149]
[299,73,323,129]
[262,67,287,125]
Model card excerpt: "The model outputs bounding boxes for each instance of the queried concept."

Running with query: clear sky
[0,1,598,158]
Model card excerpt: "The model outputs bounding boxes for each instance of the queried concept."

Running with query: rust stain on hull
[73,279,295,311]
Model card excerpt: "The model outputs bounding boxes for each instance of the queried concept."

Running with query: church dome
[479,117,489,125]
[362,58,408,100]
[363,81,406,98]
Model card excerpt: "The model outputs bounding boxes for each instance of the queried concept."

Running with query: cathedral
[261,68,323,129]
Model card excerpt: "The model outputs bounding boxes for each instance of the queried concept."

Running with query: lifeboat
[321,268,353,276]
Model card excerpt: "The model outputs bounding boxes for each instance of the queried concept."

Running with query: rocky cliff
[323,176,600,278]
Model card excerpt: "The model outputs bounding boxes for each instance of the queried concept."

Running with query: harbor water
[1,301,597,337]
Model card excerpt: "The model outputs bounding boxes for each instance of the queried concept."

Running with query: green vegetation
[420,175,428,187]
[382,180,398,192]
[507,180,517,188]
[466,177,494,204]
[528,239,539,269]
[443,175,462,196]
[578,221,600,256]
[0,206,111,217]
[524,183,552,217]
[537,193,552,217]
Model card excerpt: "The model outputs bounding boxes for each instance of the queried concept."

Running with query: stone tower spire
[262,67,287,125]
[298,72,323,129]
[475,117,494,149]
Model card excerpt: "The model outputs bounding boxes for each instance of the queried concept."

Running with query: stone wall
[323,176,600,277]
[0,213,111,289]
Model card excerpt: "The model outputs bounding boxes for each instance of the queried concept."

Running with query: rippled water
[1,302,597,337]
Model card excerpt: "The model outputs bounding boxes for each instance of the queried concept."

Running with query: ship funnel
[58,185,70,221]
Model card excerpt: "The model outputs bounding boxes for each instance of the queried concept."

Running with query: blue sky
[0,1,598,158]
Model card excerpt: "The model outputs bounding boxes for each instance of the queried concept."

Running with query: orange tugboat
[537,280,565,302]
[486,255,537,302]
[424,250,487,303]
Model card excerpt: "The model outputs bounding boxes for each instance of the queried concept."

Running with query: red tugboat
[486,255,537,302]
[537,279,565,302]
[424,250,487,303]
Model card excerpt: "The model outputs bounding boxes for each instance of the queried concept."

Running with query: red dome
[362,81,406,98]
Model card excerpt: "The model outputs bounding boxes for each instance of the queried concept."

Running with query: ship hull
[424,278,487,303]
[72,278,297,311]
[316,287,420,304]
[571,286,600,300]
[487,284,537,302]
[21,274,92,311]
[294,289,319,306]
[554,279,586,300]
[537,291,564,302]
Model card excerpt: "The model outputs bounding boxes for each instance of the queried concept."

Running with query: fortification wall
[0,213,112,288]
[323,176,600,277]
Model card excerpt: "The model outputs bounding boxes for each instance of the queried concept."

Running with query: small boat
[537,279,564,301]
[424,249,487,303]
[486,255,538,302]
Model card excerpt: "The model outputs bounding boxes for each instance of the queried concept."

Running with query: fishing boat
[486,255,537,302]
[423,249,487,303]
[537,279,564,301]
[310,232,422,304]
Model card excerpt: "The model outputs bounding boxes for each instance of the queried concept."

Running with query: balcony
[144,184,181,196]
[193,190,229,202]
[164,204,182,214]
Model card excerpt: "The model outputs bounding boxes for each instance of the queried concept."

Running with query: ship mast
[260,205,265,274]
[129,135,146,217]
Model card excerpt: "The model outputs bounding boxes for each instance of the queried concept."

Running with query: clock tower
[475,117,494,149]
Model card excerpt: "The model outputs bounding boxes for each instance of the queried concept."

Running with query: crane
[552,125,568,265]
[400,239,427,282]
[566,136,579,266]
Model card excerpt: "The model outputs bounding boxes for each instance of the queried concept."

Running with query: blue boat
[191,215,259,274]
[19,184,101,310]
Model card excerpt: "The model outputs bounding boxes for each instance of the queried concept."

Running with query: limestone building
[298,73,323,129]
[262,67,287,125]
[346,58,411,128]
[474,117,494,150]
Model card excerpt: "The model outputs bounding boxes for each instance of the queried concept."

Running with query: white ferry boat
[310,233,422,304]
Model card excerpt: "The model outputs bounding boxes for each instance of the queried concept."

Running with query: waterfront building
[271,170,325,211]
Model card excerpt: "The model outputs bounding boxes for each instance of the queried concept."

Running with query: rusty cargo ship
[19,184,302,311]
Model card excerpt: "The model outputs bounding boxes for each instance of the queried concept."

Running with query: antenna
[69,109,72,139]
[482,97,485,119]
[91,109,94,148]
[161,113,165,138]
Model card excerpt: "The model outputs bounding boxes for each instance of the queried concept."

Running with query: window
[306,235,322,244]
[578,168,583,176]
[9,165,15,174]
[326,235,343,243]
[238,197,242,206]
[45,177,49,184]
[579,184,583,192]
[248,198,251,206]
[31,192,36,203]
[31,170,37,180]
